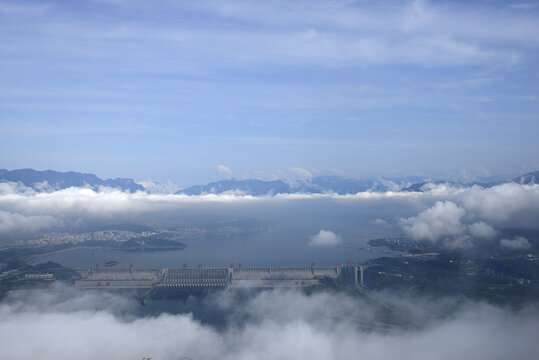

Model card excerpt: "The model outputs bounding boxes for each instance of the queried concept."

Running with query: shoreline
[27,244,186,263]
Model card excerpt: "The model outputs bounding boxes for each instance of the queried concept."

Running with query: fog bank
[0,286,538,360]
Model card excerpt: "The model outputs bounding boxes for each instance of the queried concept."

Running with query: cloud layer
[0,210,61,236]
[0,182,538,242]
[0,286,538,360]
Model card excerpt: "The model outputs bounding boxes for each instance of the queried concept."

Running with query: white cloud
[0,286,538,360]
[137,180,180,194]
[468,221,496,239]
[395,183,539,247]
[400,201,466,242]
[281,167,314,185]
[0,210,61,235]
[500,236,531,250]
[399,201,500,247]
[0,181,537,240]
[288,167,312,178]
[370,218,387,226]
[458,183,539,223]
[216,165,232,178]
[308,230,342,247]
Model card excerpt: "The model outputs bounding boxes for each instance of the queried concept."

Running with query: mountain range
[0,168,144,192]
[177,175,430,195]
[1,168,537,195]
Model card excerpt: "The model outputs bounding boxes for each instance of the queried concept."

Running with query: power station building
[75,263,363,298]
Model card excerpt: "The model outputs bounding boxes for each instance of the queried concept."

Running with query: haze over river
[30,197,411,268]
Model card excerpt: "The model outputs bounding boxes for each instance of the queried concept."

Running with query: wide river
[30,196,419,268]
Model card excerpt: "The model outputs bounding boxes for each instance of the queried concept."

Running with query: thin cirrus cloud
[216,165,233,178]
[1,1,537,72]
[4,1,535,67]
[1,1,538,183]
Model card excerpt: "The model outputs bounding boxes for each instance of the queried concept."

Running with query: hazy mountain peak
[513,171,539,185]
[0,168,144,192]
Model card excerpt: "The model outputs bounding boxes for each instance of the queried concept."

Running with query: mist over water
[31,235,391,268]
[7,183,536,267]
[30,197,414,267]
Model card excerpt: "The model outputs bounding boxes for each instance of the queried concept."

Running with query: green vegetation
[30,261,81,281]
[364,252,539,306]
[0,260,81,301]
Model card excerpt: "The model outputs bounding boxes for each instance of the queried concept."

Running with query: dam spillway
[75,264,362,296]
[230,266,341,288]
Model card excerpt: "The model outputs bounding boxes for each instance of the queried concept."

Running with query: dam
[75,264,364,297]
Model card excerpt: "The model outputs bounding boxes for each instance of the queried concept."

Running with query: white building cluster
[40,230,156,245]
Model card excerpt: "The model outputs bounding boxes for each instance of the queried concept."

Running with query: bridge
[75,264,364,297]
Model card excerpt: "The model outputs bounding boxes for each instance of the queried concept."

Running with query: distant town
[34,230,156,246]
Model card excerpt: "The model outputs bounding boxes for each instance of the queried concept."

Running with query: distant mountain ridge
[2,168,537,195]
[399,171,539,192]
[178,171,539,196]
[177,175,431,196]
[513,171,539,185]
[0,168,144,192]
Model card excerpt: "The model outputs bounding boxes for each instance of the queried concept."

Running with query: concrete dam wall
[75,265,363,297]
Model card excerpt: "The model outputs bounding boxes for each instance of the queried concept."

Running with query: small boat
[104,261,119,267]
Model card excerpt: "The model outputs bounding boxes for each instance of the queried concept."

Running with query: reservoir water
[30,197,413,268]
[31,229,395,268]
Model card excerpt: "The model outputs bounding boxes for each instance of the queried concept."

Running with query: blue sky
[1,0,538,186]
